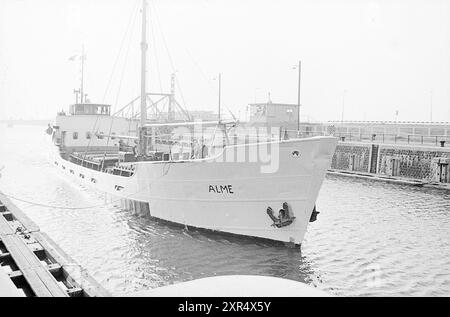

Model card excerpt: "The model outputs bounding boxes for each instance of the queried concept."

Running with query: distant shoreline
[0,120,50,126]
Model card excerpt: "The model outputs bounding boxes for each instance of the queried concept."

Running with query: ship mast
[139,0,148,156]
[80,44,85,104]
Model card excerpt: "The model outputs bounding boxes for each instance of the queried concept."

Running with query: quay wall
[331,143,371,173]
[331,142,450,183]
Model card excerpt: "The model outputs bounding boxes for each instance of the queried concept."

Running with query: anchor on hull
[266,202,296,228]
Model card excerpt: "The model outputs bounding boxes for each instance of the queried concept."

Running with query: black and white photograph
[0,0,449,301]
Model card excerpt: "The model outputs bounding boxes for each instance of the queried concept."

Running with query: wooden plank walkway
[0,267,22,297]
[0,234,66,297]
[0,191,110,297]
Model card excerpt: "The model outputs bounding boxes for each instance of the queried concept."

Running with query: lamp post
[254,88,260,104]
[430,89,433,122]
[292,61,302,134]
[73,89,80,104]
[80,44,86,104]
[211,73,223,122]
[212,73,223,122]
[341,89,347,123]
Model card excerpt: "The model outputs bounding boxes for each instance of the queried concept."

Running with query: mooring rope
[1,192,122,210]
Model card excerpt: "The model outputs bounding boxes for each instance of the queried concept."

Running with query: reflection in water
[0,125,449,296]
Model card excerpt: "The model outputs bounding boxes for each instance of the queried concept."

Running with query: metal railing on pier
[285,130,450,147]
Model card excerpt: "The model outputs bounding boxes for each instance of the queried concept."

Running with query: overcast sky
[0,0,449,122]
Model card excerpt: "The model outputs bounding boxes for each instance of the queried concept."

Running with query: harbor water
[0,125,449,296]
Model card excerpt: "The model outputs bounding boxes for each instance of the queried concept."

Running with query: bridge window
[70,104,111,116]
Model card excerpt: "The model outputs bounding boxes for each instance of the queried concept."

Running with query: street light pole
[297,61,301,133]
[80,44,86,104]
[254,88,260,104]
[430,89,433,122]
[341,89,347,123]
[218,73,222,122]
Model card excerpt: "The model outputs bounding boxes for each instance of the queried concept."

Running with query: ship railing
[146,132,281,163]
[111,163,136,177]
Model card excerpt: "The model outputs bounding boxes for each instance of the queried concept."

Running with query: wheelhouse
[69,104,111,116]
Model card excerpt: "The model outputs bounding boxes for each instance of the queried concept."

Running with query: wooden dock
[0,191,110,297]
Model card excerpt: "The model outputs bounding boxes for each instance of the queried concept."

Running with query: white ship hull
[51,136,336,246]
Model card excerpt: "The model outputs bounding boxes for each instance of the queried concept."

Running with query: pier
[272,121,450,190]
[0,191,109,297]
[326,141,450,190]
